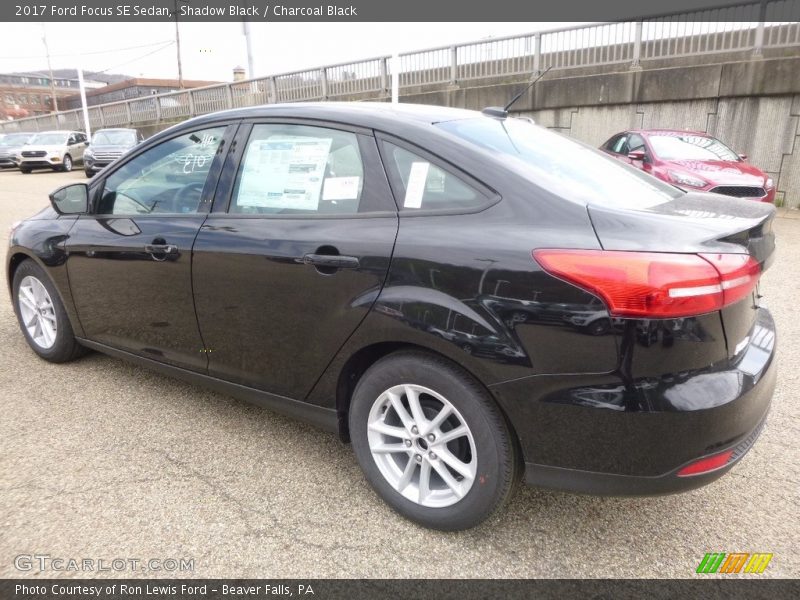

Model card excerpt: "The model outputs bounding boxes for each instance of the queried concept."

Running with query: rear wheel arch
[335,342,523,462]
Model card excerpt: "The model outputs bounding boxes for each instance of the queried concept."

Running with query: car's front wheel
[349,351,518,530]
[61,154,73,172]
[12,259,86,362]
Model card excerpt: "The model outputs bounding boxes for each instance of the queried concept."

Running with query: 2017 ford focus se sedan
[7,103,776,530]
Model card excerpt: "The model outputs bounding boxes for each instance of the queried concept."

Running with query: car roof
[94,128,136,132]
[183,101,482,130]
[35,130,81,134]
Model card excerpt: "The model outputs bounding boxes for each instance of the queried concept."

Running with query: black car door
[192,120,399,400]
[65,123,234,371]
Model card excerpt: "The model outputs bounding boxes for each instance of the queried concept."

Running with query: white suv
[19,130,88,173]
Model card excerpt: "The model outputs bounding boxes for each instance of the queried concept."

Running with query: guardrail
[1,0,798,133]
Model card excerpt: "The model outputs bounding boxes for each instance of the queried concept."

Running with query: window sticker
[322,176,360,201]
[404,161,430,209]
[237,136,333,210]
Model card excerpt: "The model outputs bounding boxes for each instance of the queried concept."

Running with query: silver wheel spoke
[20,286,37,307]
[40,321,53,346]
[40,312,57,324]
[431,459,466,499]
[437,448,475,480]
[404,384,427,427]
[372,443,410,454]
[18,294,36,312]
[396,458,416,492]
[368,421,407,439]
[418,460,432,504]
[387,390,415,432]
[422,404,452,436]
[436,425,468,445]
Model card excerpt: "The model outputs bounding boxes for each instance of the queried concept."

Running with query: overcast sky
[0,22,581,82]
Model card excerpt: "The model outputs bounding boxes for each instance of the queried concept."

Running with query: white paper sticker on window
[322,176,360,201]
[404,161,430,209]
[237,136,332,210]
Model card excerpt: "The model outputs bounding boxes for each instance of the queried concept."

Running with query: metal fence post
[533,33,541,75]
[187,91,196,117]
[225,83,234,109]
[320,68,329,99]
[632,20,643,67]
[753,0,768,56]
[380,57,389,91]
[154,97,162,123]
[450,46,458,84]
[125,102,132,127]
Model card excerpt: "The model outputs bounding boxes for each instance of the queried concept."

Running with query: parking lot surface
[0,169,798,578]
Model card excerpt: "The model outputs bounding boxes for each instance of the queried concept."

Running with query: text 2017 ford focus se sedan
[7,103,776,530]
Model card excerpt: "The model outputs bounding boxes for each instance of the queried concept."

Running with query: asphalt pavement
[0,169,797,578]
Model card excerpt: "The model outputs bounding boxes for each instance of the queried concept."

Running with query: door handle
[301,253,360,269]
[144,243,178,255]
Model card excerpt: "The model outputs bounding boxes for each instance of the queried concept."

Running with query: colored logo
[696,553,773,574]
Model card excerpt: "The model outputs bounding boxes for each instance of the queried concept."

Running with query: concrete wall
[401,53,800,207]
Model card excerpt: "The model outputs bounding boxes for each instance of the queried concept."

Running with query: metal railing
[1,0,799,133]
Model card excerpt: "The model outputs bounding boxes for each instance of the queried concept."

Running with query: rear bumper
[524,410,768,495]
[492,307,776,495]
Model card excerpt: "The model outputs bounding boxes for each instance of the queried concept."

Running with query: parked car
[18,130,88,173]
[7,103,776,530]
[0,132,35,169]
[601,129,776,202]
[84,128,143,178]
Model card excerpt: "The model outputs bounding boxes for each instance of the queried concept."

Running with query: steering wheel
[171,181,205,213]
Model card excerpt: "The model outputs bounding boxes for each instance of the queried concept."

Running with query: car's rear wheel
[61,154,72,172]
[12,259,86,363]
[349,351,518,530]
[20,168,31,174]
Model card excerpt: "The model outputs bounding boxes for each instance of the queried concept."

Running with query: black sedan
[7,103,777,530]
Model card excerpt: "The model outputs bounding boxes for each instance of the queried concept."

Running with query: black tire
[349,350,518,531]
[84,169,93,178]
[61,154,73,172]
[20,168,31,174]
[12,259,86,363]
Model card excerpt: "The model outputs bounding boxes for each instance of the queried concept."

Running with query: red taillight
[676,450,734,477]
[533,249,760,319]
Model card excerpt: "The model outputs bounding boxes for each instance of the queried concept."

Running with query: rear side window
[381,141,487,212]
[230,124,365,215]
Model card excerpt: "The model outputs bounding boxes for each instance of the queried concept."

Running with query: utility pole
[41,24,58,112]
[243,21,255,79]
[173,0,184,88]
[77,66,91,138]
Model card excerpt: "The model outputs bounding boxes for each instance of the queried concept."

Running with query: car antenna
[481,66,552,119]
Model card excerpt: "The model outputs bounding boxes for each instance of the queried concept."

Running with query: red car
[601,129,775,203]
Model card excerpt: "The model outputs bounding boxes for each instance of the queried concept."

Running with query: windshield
[648,134,739,161]
[0,133,32,146]
[436,117,681,209]
[30,133,68,145]
[92,130,137,146]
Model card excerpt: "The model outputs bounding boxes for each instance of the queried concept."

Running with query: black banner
[3,0,799,22]
[1,579,799,600]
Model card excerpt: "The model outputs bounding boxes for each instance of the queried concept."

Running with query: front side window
[97,126,225,215]
[382,142,485,212]
[230,124,365,215]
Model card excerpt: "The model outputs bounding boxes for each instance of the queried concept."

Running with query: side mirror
[49,183,88,215]
[738,153,748,161]
[628,150,647,162]
[85,140,90,146]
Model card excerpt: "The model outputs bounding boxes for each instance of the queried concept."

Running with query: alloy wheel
[367,384,477,508]
[17,275,58,349]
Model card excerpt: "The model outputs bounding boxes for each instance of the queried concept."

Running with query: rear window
[436,118,682,209]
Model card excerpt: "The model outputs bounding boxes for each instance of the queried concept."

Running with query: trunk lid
[587,192,775,358]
